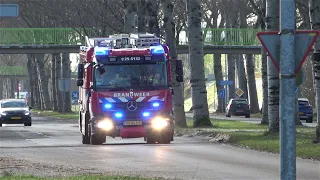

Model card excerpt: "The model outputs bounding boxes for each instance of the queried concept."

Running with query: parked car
[298,98,313,123]
[226,98,250,118]
[0,99,32,127]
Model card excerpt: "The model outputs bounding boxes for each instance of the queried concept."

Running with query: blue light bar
[152,102,160,107]
[94,47,110,56]
[104,103,112,109]
[142,112,150,117]
[115,112,123,118]
[150,45,165,55]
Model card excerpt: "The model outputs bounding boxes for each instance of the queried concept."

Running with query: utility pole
[279,0,296,179]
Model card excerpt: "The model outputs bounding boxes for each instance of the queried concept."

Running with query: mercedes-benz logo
[127,100,137,111]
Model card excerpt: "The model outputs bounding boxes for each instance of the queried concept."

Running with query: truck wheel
[90,134,106,145]
[24,122,32,126]
[158,133,171,144]
[146,135,156,144]
[82,134,90,144]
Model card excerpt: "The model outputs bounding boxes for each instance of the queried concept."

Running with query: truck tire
[146,135,156,144]
[82,134,90,144]
[90,134,106,145]
[158,133,171,144]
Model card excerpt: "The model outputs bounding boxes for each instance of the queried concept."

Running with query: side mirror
[29,106,33,110]
[77,64,84,86]
[176,60,183,82]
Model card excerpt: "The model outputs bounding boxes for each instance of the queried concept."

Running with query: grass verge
[0,175,163,180]
[177,118,320,160]
[33,110,78,120]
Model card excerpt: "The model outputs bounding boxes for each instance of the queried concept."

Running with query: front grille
[5,111,25,115]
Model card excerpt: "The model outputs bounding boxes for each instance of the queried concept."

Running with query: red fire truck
[76,33,183,145]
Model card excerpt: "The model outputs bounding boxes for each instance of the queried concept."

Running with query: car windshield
[232,100,248,105]
[94,63,168,89]
[298,101,309,105]
[1,101,28,108]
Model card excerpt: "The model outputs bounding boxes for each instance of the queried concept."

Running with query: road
[0,116,319,180]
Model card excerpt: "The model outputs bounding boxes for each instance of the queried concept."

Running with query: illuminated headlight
[151,117,169,130]
[25,111,30,115]
[97,119,114,131]
[0,112,6,116]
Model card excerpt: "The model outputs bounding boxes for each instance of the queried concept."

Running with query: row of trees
[0,0,319,140]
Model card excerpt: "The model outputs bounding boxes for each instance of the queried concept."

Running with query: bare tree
[186,0,212,127]
[124,0,137,33]
[309,0,320,142]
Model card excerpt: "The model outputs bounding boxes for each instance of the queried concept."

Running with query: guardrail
[0,28,261,46]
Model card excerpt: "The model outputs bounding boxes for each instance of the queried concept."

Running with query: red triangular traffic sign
[257,30,320,73]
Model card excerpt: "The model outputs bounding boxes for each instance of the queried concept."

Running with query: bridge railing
[0,66,27,76]
[0,28,261,46]
[0,28,96,45]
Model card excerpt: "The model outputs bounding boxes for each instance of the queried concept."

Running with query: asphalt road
[0,116,319,180]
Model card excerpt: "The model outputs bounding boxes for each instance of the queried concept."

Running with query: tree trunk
[52,54,58,111]
[214,54,225,113]
[309,0,320,142]
[0,77,3,99]
[266,0,280,132]
[227,54,236,100]
[55,53,63,112]
[35,54,51,110]
[245,54,260,113]
[10,78,15,98]
[237,55,248,99]
[146,0,160,36]
[124,0,137,33]
[27,54,35,107]
[162,0,187,128]
[261,49,269,124]
[137,0,147,33]
[62,53,71,113]
[187,0,212,127]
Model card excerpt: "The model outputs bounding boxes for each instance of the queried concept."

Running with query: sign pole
[279,0,296,179]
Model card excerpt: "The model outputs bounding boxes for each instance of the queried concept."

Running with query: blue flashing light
[152,102,160,107]
[150,45,165,55]
[115,112,123,118]
[94,47,110,56]
[142,112,150,117]
[104,103,112,109]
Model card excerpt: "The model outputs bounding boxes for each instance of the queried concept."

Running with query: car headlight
[25,111,30,115]
[0,112,7,116]
[151,117,169,130]
[97,119,114,131]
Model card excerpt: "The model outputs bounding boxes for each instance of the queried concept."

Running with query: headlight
[97,119,114,131]
[151,117,169,130]
[25,111,30,115]
[0,112,6,116]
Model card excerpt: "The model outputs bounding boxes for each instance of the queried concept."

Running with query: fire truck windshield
[94,63,168,89]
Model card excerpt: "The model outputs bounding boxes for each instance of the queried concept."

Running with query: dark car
[226,98,250,118]
[0,99,32,127]
[298,98,313,123]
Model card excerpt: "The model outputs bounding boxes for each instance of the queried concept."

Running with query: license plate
[236,110,243,112]
[124,121,142,126]
[11,116,21,120]
[299,112,304,115]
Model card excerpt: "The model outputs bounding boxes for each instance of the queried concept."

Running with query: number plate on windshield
[124,121,142,126]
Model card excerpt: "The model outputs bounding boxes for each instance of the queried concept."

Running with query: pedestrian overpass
[0,28,262,54]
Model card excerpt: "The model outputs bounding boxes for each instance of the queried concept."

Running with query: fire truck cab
[76,33,183,145]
